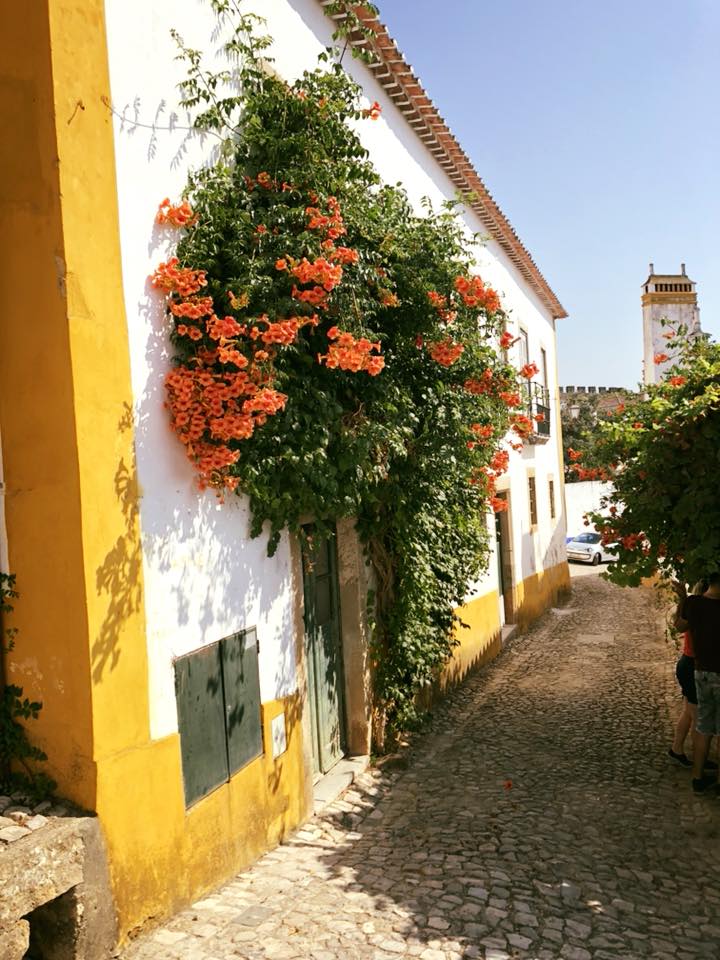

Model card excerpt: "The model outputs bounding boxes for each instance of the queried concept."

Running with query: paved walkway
[122,573,720,960]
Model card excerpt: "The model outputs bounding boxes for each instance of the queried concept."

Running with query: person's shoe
[668,748,692,767]
[704,758,719,771]
[692,774,716,793]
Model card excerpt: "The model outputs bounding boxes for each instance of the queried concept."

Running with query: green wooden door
[301,526,346,776]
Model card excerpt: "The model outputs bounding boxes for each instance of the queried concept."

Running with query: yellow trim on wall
[511,559,570,629]
[445,590,502,689]
[98,694,309,938]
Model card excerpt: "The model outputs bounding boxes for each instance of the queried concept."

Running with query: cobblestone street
[122,572,720,960]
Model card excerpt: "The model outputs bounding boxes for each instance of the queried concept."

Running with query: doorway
[301,525,346,777]
[494,494,514,625]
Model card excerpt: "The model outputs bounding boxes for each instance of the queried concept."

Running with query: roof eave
[317,1,568,320]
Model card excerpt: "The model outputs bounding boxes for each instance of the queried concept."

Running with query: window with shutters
[174,628,263,807]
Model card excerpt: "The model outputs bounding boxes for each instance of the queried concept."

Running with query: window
[549,479,556,519]
[174,629,263,807]
[528,475,538,527]
[540,347,548,390]
[519,327,529,368]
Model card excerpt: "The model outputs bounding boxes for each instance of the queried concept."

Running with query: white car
[566,532,615,565]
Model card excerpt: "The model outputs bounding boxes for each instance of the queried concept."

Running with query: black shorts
[676,654,697,705]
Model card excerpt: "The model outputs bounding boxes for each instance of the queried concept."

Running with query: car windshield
[572,533,601,544]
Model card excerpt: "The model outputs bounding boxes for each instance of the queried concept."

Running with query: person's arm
[674,603,689,632]
[672,580,690,633]
[674,594,691,632]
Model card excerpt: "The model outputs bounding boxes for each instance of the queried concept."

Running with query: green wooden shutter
[174,643,229,807]
[221,628,263,775]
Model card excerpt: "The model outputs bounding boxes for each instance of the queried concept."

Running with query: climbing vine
[154,3,538,738]
[0,573,55,798]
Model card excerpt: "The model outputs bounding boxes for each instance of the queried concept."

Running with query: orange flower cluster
[490,496,509,513]
[319,328,385,375]
[454,275,500,313]
[363,101,381,120]
[165,365,258,485]
[425,289,457,324]
[571,465,610,481]
[499,331,517,350]
[519,362,539,379]
[490,449,510,475]
[465,370,495,395]
[156,198,196,228]
[170,296,215,319]
[328,245,359,265]
[511,414,534,437]
[260,316,316,346]
[499,391,521,407]
[379,290,400,307]
[567,447,583,461]
[471,423,494,440]
[176,324,204,341]
[291,257,344,308]
[305,196,346,240]
[242,388,288,417]
[653,352,670,364]
[208,315,245,340]
[669,375,687,387]
[217,345,249,367]
[620,532,644,551]
[151,258,207,297]
[429,338,464,367]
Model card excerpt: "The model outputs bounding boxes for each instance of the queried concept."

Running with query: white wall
[104,0,568,736]
[643,299,700,385]
[564,480,613,539]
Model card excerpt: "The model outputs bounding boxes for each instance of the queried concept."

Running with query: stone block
[0,919,29,960]
[0,819,84,922]
[0,816,117,959]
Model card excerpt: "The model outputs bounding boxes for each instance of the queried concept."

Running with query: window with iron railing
[522,380,551,440]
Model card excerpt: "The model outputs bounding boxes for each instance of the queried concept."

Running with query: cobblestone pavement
[122,573,720,960]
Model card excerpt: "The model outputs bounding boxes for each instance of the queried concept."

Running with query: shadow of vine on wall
[91,403,144,683]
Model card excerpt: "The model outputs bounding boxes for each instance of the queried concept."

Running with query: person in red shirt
[675,573,720,792]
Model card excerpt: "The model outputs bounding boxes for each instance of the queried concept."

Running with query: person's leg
[692,732,711,780]
[672,698,693,754]
[692,671,715,789]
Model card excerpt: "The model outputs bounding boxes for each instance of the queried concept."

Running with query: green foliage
[587,334,720,589]
[163,5,523,738]
[0,573,56,799]
[561,395,600,481]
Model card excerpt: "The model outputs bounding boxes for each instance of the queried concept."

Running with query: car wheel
[591,552,601,566]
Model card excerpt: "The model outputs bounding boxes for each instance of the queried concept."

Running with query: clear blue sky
[377,0,720,389]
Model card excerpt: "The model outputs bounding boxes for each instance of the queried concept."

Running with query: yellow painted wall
[510,559,570,629]
[0,0,97,807]
[98,695,309,935]
[439,559,570,695]
[0,0,311,943]
[444,590,502,689]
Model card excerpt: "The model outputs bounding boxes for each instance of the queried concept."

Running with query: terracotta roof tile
[317,1,567,319]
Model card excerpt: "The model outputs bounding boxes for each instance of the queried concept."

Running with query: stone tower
[642,263,701,385]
